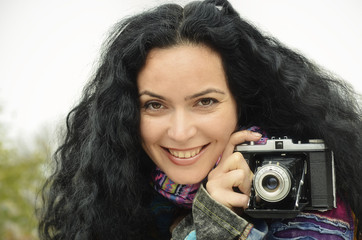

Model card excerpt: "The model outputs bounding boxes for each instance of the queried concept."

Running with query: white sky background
[0,0,361,148]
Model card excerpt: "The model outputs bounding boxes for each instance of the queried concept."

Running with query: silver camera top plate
[235,138,327,153]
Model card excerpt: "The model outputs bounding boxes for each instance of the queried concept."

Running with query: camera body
[235,137,336,219]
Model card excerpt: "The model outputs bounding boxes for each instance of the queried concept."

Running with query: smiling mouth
[166,144,209,159]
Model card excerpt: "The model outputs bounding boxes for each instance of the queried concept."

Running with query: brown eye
[144,101,163,110]
[197,98,218,107]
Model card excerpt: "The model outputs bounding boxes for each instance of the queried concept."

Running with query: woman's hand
[206,130,262,210]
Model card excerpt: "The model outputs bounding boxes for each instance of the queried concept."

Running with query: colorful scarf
[151,126,268,208]
[151,167,200,209]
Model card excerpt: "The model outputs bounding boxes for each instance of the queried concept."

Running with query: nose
[167,109,197,143]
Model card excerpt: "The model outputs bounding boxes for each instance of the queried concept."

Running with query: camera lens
[254,164,291,202]
[262,175,279,191]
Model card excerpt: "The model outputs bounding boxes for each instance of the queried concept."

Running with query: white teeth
[169,147,202,159]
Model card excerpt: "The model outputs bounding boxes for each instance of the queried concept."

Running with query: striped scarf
[151,167,201,209]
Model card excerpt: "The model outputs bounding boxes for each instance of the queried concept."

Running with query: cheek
[216,110,238,143]
[216,122,236,143]
[140,118,153,145]
[213,107,238,135]
[140,122,158,160]
[201,113,237,146]
[140,117,164,147]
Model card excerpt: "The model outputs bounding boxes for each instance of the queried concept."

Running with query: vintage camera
[235,137,336,219]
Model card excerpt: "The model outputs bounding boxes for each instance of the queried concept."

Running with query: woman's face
[138,45,238,184]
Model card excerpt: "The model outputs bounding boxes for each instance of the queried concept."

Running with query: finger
[207,168,253,200]
[207,170,251,209]
[221,130,262,162]
[211,152,251,181]
[217,152,248,173]
[220,169,253,195]
[214,190,250,209]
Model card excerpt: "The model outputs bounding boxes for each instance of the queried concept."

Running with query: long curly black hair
[38,0,362,239]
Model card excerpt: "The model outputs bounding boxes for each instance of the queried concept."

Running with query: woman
[38,0,362,239]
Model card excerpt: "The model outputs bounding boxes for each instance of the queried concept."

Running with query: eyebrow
[139,90,166,100]
[185,88,225,100]
[139,88,225,100]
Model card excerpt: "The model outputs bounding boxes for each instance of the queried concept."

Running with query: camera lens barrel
[254,164,292,202]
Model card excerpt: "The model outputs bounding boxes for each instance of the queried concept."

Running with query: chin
[170,171,207,185]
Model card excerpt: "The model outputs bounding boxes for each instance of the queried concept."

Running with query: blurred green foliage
[0,129,51,239]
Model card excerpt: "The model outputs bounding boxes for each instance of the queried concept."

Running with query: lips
[164,144,209,166]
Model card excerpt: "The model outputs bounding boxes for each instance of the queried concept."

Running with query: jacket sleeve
[171,185,267,240]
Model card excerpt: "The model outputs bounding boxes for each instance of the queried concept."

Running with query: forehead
[137,45,228,92]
